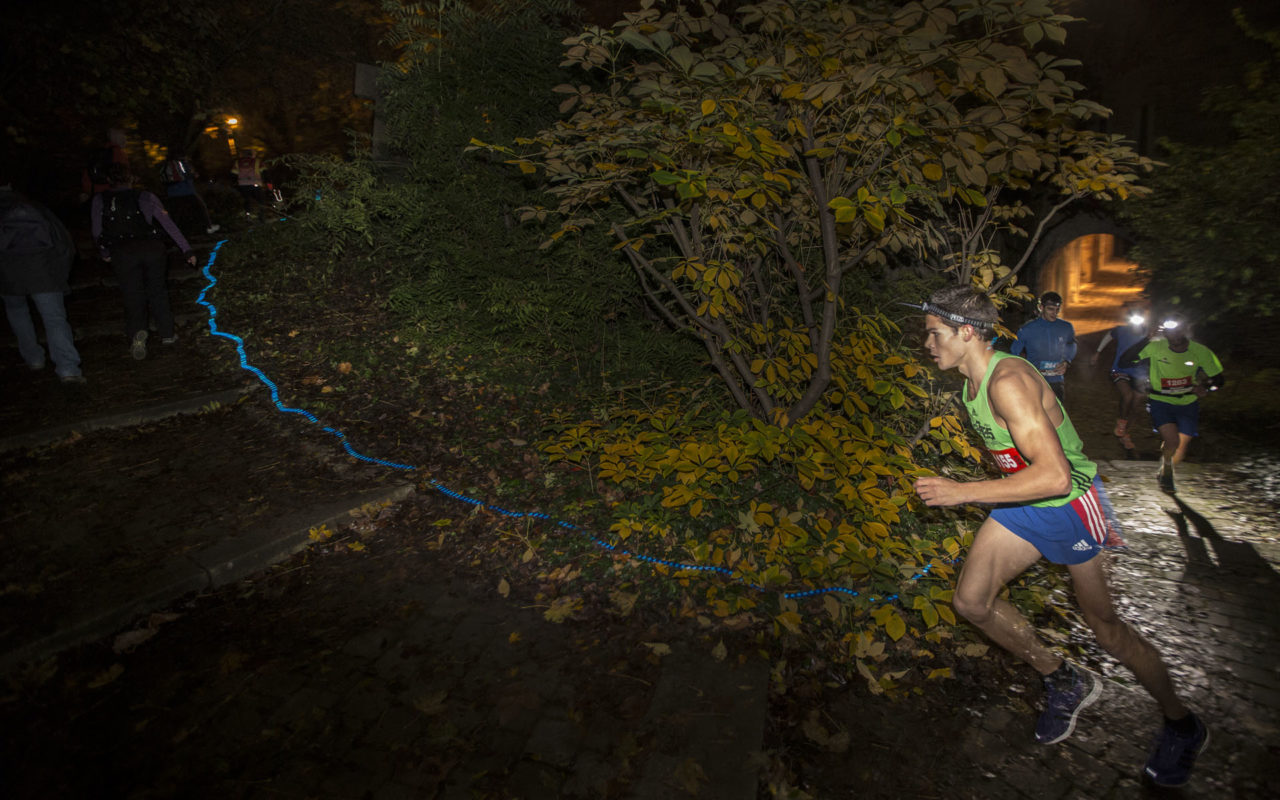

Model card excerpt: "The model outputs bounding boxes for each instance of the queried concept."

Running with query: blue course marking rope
[195,241,952,606]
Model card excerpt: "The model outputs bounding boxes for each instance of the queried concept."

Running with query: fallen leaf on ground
[112,628,157,654]
[219,650,248,674]
[673,758,707,794]
[413,689,449,716]
[608,590,637,617]
[87,663,124,689]
[543,595,581,623]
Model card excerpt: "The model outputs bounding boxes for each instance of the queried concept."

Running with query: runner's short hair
[926,286,999,337]
[1040,291,1063,306]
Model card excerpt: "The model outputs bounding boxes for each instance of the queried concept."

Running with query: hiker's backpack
[99,189,160,246]
[0,198,54,255]
[162,158,189,184]
[0,194,75,287]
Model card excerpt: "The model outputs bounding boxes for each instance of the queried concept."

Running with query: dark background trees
[1,0,388,207]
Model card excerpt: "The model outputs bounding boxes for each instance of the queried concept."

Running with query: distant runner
[910,286,1207,788]
[1119,312,1224,494]
[1011,291,1076,403]
[1090,301,1150,455]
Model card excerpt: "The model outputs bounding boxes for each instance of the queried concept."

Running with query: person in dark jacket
[90,163,196,360]
[1011,291,1077,403]
[1,183,84,383]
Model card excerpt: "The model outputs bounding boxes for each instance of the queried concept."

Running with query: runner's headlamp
[1128,313,1146,326]
[1159,318,1181,331]
[899,301,991,329]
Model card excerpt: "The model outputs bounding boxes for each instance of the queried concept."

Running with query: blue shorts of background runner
[990,476,1122,565]
[1148,397,1200,437]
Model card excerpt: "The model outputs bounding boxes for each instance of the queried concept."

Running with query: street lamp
[224,116,240,157]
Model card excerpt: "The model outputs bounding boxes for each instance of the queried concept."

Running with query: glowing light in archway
[1038,234,1144,336]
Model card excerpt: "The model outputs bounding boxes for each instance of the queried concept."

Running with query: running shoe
[131,330,148,360]
[1157,462,1175,494]
[1113,420,1128,437]
[1119,433,1135,451]
[1035,664,1101,744]
[161,334,179,345]
[1144,713,1208,788]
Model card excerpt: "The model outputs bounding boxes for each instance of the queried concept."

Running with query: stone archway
[1027,212,1145,336]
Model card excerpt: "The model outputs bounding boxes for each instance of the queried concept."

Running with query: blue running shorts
[1148,397,1200,437]
[990,476,1121,565]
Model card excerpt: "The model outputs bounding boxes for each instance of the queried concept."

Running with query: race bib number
[1159,375,1193,394]
[990,447,1028,474]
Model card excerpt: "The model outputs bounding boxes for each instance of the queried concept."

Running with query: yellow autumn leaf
[498,578,510,598]
[923,162,943,181]
[604,588,634,616]
[87,663,124,689]
[642,642,672,657]
[701,98,716,115]
[543,595,581,623]
[883,611,906,641]
[776,610,803,634]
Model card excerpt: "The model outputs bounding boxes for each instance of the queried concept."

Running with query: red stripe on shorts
[1069,484,1115,545]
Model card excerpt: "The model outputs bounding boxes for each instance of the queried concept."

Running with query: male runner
[1089,301,1150,455]
[910,286,1207,788]
[1119,312,1224,494]
[1011,291,1076,402]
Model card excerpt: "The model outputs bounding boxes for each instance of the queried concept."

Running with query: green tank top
[961,351,1096,507]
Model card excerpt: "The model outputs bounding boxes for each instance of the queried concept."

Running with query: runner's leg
[953,516,1059,674]
[1068,555,1188,718]
[1173,433,1193,464]
[1158,422,1180,466]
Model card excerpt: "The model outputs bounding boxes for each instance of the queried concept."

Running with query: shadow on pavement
[1166,496,1280,592]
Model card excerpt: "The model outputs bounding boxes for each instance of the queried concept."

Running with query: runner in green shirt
[1120,311,1225,493]
[910,286,1207,788]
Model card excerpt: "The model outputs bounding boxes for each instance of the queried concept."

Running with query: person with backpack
[1,183,85,383]
[233,149,266,218]
[90,163,196,360]
[162,150,219,235]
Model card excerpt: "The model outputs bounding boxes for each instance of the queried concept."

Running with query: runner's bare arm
[915,362,1071,507]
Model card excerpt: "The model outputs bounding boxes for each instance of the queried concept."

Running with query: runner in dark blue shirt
[1011,292,1077,403]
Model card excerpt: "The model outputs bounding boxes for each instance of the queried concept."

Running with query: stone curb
[0,482,417,677]
[0,385,252,454]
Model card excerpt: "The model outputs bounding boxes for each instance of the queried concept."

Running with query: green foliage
[476,0,1153,423]
[381,0,578,170]
[1123,15,1280,330]
[539,309,990,679]
[271,0,690,383]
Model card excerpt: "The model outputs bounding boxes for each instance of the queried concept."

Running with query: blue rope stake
[195,242,954,607]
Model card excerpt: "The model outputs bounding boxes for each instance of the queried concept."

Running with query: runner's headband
[899,301,992,330]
